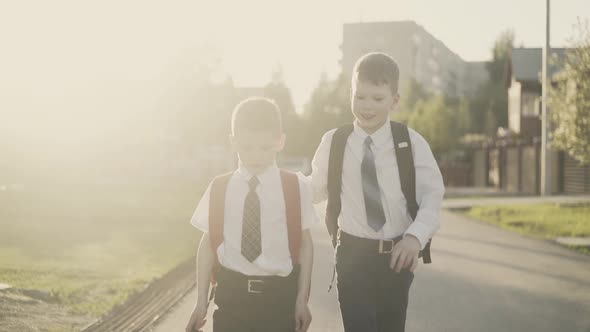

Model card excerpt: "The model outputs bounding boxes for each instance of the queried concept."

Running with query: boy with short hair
[186,97,316,332]
[311,52,445,332]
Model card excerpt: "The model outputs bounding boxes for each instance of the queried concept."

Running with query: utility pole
[541,0,551,195]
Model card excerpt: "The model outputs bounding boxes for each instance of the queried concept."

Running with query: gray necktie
[361,136,386,231]
[241,176,261,262]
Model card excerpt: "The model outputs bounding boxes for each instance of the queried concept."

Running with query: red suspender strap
[280,170,302,266]
[208,172,233,262]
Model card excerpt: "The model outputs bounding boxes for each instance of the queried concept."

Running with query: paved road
[151,206,590,332]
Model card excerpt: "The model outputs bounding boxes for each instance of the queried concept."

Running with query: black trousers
[212,265,299,332]
[336,232,414,332]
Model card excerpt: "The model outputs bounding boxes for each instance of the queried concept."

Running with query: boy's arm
[186,234,214,332]
[196,234,215,305]
[295,229,313,331]
[404,130,445,249]
[296,229,313,302]
[309,130,335,204]
[187,181,216,332]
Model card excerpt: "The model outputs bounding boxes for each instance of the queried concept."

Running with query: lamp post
[540,0,551,195]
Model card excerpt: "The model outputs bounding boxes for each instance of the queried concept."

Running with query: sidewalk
[442,193,590,210]
[444,186,513,198]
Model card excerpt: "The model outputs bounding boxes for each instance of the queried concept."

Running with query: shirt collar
[236,161,279,186]
[353,120,391,147]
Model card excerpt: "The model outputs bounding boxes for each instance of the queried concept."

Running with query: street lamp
[540,0,551,195]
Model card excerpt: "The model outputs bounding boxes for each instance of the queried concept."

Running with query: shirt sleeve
[403,129,446,250]
[190,181,213,233]
[297,173,320,230]
[310,129,336,204]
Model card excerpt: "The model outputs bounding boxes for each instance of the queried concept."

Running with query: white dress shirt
[310,121,445,249]
[191,162,319,276]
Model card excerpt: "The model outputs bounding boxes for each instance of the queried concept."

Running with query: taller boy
[311,52,445,332]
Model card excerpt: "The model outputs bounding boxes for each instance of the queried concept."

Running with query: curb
[81,257,195,332]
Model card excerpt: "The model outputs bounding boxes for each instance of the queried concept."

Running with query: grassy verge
[0,180,206,326]
[460,202,590,253]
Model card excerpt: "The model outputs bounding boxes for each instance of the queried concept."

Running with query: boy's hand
[185,302,207,332]
[294,298,312,332]
[390,235,421,273]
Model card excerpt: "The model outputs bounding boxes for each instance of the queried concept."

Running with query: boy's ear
[390,93,401,111]
[276,133,286,152]
[229,134,237,152]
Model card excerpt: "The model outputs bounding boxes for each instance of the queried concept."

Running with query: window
[521,92,539,116]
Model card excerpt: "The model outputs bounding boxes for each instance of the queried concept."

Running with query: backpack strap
[280,169,302,265]
[280,170,310,296]
[208,172,234,262]
[326,125,354,247]
[390,121,432,264]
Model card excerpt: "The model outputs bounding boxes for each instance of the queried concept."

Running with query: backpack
[325,121,432,263]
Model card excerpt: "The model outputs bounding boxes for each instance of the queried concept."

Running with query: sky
[214,0,589,110]
[1,0,588,114]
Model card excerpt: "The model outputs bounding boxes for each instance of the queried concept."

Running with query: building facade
[341,21,488,98]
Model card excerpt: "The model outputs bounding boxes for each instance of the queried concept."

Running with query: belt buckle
[247,279,263,294]
[378,239,395,254]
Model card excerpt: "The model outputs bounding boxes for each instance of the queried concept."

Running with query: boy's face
[351,79,399,133]
[230,131,285,173]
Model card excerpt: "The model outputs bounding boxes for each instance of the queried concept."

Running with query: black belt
[215,265,299,295]
[338,231,404,254]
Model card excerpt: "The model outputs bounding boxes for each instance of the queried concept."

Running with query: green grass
[462,203,590,239]
[0,180,207,317]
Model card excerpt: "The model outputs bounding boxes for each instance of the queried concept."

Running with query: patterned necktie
[241,176,261,262]
[361,136,386,231]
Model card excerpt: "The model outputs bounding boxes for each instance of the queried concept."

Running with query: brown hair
[352,52,400,94]
[231,97,282,137]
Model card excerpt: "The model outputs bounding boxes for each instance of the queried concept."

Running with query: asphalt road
[151,207,590,332]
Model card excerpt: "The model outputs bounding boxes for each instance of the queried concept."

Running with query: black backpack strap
[390,121,432,263]
[326,125,354,247]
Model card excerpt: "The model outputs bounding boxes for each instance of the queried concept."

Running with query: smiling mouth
[360,113,376,120]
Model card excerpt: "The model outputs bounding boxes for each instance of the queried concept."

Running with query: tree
[263,65,303,156]
[408,96,457,157]
[301,73,353,158]
[392,79,431,124]
[401,78,431,111]
[264,65,296,115]
[549,20,590,165]
[452,97,473,135]
[471,30,514,134]
[393,80,472,158]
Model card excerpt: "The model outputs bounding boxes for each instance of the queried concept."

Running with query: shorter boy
[185,97,317,332]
